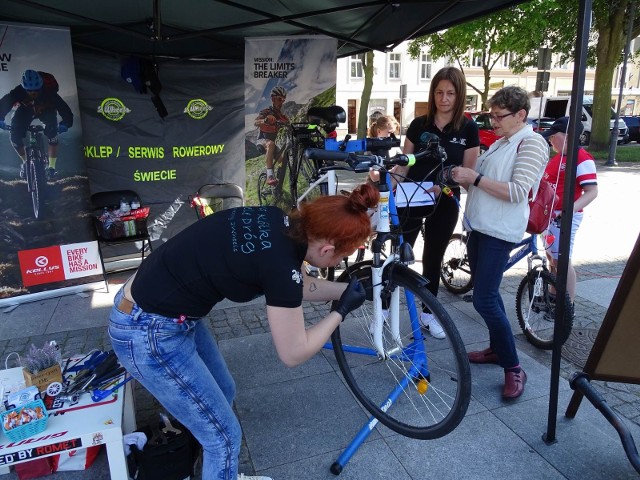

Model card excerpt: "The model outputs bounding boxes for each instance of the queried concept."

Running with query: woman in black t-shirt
[108,184,378,480]
[392,67,480,339]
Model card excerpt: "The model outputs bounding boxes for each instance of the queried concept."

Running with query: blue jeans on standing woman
[466,231,519,369]
[108,288,241,480]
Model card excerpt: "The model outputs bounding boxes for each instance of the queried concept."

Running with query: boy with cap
[541,116,598,304]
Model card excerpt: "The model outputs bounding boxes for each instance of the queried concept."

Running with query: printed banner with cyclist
[0,22,101,301]
[244,36,337,207]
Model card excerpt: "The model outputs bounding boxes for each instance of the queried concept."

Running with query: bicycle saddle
[307,106,346,125]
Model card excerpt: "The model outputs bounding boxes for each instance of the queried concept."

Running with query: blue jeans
[108,288,240,480]
[467,231,519,369]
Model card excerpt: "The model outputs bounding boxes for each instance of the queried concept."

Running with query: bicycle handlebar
[305,148,430,173]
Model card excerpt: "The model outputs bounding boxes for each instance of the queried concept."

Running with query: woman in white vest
[451,86,549,400]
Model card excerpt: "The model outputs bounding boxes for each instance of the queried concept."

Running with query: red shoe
[502,369,527,399]
[467,347,499,364]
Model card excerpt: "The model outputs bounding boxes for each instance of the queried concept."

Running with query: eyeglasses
[488,112,516,123]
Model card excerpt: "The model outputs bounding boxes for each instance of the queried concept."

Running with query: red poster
[17,247,65,287]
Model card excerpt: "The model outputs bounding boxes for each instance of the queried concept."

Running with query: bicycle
[439,225,573,350]
[257,115,333,209]
[1,124,50,219]
[305,145,471,472]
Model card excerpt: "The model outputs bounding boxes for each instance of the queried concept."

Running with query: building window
[419,53,432,80]
[471,51,483,67]
[389,53,401,79]
[501,52,512,68]
[465,95,478,111]
[350,54,364,78]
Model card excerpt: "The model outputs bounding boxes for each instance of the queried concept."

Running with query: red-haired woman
[108,184,378,480]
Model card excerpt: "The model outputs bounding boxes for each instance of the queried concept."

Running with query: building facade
[336,40,640,135]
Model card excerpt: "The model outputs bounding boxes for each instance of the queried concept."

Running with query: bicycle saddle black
[307,106,346,125]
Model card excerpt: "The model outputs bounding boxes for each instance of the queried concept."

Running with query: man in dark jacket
[0,69,73,179]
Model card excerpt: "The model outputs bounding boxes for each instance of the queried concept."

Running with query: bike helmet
[21,70,43,91]
[270,86,287,98]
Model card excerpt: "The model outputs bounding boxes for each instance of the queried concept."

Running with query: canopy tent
[1,0,528,60]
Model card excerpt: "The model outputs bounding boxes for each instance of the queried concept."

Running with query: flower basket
[1,399,48,442]
[23,363,63,392]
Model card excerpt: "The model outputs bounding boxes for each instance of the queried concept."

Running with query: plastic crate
[2,399,48,442]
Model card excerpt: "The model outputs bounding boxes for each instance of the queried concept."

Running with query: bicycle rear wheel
[516,269,573,350]
[27,150,47,219]
[331,262,471,439]
[292,147,327,204]
[440,233,473,294]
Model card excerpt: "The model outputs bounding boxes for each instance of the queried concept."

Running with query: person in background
[108,184,378,480]
[0,69,73,179]
[451,86,549,399]
[541,116,598,305]
[254,85,289,186]
[390,67,480,339]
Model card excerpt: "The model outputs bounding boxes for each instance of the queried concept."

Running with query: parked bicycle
[440,227,573,349]
[1,124,50,219]
[305,145,471,472]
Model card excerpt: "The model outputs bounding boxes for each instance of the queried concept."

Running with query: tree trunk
[358,51,374,138]
[590,1,628,151]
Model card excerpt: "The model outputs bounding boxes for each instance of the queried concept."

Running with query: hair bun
[348,183,380,213]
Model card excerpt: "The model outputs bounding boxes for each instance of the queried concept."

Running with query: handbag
[527,179,558,234]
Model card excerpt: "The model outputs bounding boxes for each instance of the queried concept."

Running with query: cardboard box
[22,363,62,392]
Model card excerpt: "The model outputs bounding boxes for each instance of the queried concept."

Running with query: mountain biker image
[0,69,73,179]
[254,86,290,186]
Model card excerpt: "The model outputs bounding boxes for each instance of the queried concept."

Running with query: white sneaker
[238,474,273,480]
[420,313,446,339]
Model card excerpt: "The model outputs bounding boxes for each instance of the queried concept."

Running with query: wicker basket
[2,399,48,442]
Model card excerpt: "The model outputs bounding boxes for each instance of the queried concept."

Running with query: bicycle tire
[291,146,326,203]
[440,233,473,294]
[515,269,573,350]
[27,149,47,219]
[331,261,471,439]
[257,172,271,206]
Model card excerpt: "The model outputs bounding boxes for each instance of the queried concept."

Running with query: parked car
[528,117,555,135]
[621,115,640,143]
[465,112,500,154]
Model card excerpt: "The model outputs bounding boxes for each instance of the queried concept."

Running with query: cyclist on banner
[254,85,289,186]
[0,69,74,179]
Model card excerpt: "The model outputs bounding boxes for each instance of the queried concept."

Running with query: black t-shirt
[404,116,479,183]
[131,206,307,318]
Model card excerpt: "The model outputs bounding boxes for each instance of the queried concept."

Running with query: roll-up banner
[244,36,337,206]
[0,22,100,302]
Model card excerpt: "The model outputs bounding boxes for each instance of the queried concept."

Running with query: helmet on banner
[21,70,43,91]
[270,86,287,98]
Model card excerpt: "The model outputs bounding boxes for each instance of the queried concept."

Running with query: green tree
[407,1,556,109]
[408,0,640,151]
[357,51,375,138]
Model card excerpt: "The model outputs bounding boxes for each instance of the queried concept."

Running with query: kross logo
[98,98,131,121]
[184,99,213,120]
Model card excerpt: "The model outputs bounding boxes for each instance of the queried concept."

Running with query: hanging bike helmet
[270,86,287,98]
[21,70,43,91]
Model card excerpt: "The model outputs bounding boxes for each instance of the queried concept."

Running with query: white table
[0,365,136,478]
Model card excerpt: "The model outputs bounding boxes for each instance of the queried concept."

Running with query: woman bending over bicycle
[450,86,549,400]
[108,184,378,480]
[391,67,479,339]
[541,117,598,304]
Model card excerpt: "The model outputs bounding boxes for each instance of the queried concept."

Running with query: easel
[565,232,640,473]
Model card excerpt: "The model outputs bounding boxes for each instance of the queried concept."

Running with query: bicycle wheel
[331,262,471,439]
[440,233,473,294]
[257,172,272,206]
[516,269,573,350]
[292,147,326,204]
[27,150,47,219]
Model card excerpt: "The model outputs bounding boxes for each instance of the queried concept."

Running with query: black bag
[129,417,201,480]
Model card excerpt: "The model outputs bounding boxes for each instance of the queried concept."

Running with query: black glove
[332,276,366,320]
